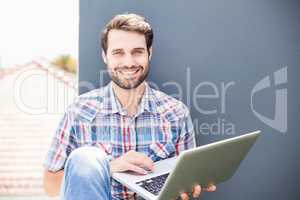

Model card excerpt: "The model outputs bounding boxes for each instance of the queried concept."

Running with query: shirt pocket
[77,123,113,156]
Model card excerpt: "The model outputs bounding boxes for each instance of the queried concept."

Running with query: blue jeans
[60,146,112,200]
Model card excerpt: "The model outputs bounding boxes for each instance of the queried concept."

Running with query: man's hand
[109,150,154,175]
[177,184,216,200]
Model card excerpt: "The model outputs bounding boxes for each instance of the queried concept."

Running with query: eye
[112,51,124,56]
[133,50,144,55]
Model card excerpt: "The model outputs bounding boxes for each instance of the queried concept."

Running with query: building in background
[0,58,76,198]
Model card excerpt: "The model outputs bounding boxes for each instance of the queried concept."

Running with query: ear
[102,49,107,64]
[149,47,153,61]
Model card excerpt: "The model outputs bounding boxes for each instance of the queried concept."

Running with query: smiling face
[102,29,152,90]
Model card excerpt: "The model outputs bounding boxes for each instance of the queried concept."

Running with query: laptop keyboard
[136,173,169,195]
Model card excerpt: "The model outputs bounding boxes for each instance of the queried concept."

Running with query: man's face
[102,29,151,90]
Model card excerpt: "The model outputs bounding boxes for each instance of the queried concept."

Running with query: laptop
[112,130,261,200]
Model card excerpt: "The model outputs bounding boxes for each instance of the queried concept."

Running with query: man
[43,13,216,200]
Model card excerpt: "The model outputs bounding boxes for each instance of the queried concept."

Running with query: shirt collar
[98,81,158,117]
[77,81,160,123]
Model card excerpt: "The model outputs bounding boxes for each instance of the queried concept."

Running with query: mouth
[118,68,141,79]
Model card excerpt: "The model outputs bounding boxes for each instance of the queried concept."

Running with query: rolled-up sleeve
[175,108,196,154]
[43,110,77,172]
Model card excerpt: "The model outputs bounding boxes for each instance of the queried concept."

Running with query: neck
[111,81,146,115]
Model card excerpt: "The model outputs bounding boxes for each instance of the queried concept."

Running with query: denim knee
[65,146,110,179]
[61,146,112,200]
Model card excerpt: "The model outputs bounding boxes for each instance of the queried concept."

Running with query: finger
[192,184,201,198]
[124,162,148,175]
[180,192,189,200]
[134,153,154,169]
[136,159,155,172]
[203,184,217,192]
[128,152,155,171]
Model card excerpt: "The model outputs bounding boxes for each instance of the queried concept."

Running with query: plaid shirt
[44,81,196,200]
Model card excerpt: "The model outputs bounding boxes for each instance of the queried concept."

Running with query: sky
[0,0,78,68]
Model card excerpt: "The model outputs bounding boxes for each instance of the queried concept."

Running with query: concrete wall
[79,1,300,199]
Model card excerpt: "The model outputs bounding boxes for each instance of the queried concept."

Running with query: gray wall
[79,0,300,199]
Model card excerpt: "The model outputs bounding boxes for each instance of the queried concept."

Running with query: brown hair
[101,13,153,55]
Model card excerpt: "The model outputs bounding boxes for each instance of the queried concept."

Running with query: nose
[123,54,136,68]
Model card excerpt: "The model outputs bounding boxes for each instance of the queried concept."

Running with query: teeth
[121,69,139,75]
[124,71,136,74]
